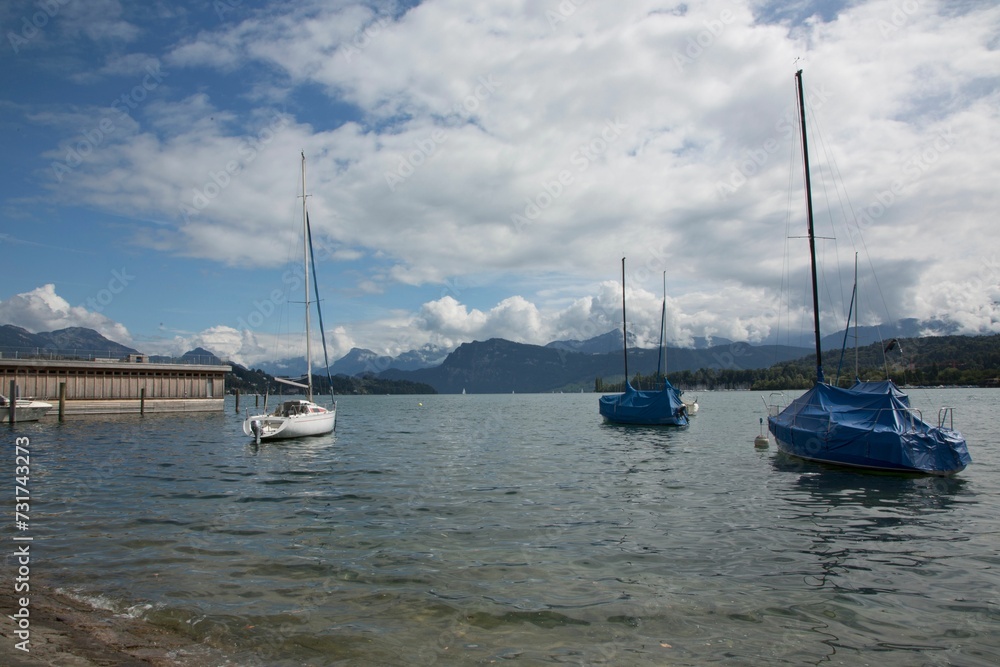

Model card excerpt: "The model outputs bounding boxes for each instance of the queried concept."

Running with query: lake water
[9,388,1000,665]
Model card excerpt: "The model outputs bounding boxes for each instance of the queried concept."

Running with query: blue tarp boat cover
[599,380,689,426]
[768,380,971,474]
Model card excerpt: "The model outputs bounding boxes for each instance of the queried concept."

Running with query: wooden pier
[0,357,230,416]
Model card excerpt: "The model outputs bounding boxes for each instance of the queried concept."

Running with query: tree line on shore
[227,366,437,395]
[595,334,1000,392]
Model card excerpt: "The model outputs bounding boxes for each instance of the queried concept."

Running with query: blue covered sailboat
[769,380,969,474]
[767,71,970,476]
[599,379,689,426]
[599,259,689,426]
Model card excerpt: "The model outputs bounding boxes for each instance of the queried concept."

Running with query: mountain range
[0,325,139,357]
[256,343,450,377]
[546,329,736,354]
[379,338,811,394]
[774,318,957,350]
[261,319,937,381]
[262,330,741,378]
[3,321,990,394]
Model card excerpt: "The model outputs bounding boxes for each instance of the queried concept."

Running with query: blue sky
[1,0,998,366]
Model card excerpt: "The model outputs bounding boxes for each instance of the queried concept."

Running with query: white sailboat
[243,153,337,443]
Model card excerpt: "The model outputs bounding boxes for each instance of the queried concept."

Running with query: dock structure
[0,356,230,416]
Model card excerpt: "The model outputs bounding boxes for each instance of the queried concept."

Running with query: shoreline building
[0,354,229,416]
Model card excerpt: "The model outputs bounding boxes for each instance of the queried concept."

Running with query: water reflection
[772,452,969,511]
[600,421,684,453]
[762,452,981,663]
[246,433,338,462]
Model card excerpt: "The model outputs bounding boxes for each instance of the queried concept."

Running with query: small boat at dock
[0,394,53,422]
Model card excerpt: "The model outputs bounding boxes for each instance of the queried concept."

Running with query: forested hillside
[642,334,1000,391]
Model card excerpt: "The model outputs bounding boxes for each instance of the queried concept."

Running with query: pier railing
[0,347,230,366]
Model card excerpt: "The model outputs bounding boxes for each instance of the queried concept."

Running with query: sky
[1,0,998,367]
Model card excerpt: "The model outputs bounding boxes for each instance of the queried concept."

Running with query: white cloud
[3,268,996,374]
[60,0,142,43]
[0,284,132,343]
[8,0,1000,354]
[69,52,162,84]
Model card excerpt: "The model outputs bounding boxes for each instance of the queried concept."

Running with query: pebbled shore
[1,586,230,667]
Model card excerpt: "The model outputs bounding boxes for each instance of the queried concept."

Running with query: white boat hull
[0,399,53,422]
[243,400,336,441]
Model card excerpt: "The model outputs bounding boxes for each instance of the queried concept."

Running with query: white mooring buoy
[754,417,769,448]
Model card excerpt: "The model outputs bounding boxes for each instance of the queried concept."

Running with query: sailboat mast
[853,253,859,379]
[301,151,313,401]
[835,252,858,385]
[795,69,824,384]
[657,271,666,381]
[621,257,629,385]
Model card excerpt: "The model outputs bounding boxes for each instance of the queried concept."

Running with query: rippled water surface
[10,389,1000,665]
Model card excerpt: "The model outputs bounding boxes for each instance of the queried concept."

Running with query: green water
[8,388,999,665]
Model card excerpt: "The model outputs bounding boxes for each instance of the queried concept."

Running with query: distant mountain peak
[0,324,137,356]
[181,347,222,363]
[546,329,622,354]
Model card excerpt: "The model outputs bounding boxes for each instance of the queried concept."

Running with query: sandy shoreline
[1,585,230,666]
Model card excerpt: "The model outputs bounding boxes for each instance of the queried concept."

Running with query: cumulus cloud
[44,3,997,274]
[413,295,546,341]
[4,273,995,373]
[6,1,1000,354]
[60,0,142,43]
[0,284,132,343]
